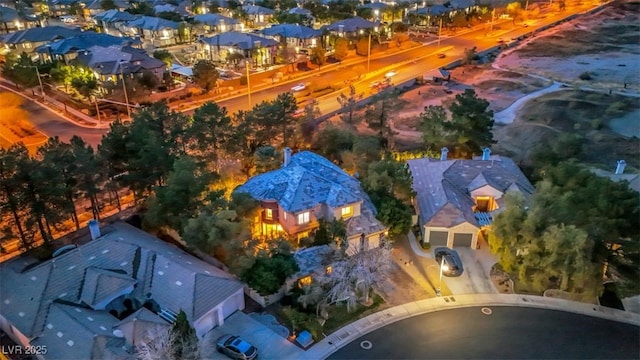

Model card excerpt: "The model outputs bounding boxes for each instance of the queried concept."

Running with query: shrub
[241,253,299,295]
[578,72,593,80]
[421,242,431,250]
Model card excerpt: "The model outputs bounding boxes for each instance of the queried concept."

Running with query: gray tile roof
[242,4,275,15]
[194,13,239,26]
[0,222,243,358]
[261,24,322,39]
[0,5,19,22]
[93,9,139,23]
[235,151,367,213]
[0,26,84,45]
[325,16,379,32]
[408,155,534,228]
[200,31,278,50]
[80,267,137,308]
[36,33,139,55]
[30,303,124,360]
[127,16,179,31]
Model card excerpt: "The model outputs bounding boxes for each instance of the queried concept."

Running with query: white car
[385,70,397,78]
[291,83,306,92]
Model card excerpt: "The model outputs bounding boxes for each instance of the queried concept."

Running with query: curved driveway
[328,306,640,359]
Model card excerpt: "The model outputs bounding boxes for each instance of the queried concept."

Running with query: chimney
[440,147,448,161]
[283,147,292,167]
[88,219,101,240]
[615,160,627,175]
[481,148,491,161]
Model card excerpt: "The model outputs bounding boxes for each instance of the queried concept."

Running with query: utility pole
[437,17,443,48]
[35,66,45,102]
[94,97,101,124]
[245,60,252,107]
[119,61,131,119]
[367,32,372,73]
[489,8,496,33]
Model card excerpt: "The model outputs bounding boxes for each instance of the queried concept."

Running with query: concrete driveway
[201,312,305,360]
[443,246,499,295]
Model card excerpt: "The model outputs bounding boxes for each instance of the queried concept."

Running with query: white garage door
[428,231,448,247]
[222,294,240,319]
[453,233,473,247]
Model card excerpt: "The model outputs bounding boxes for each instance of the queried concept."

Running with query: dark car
[434,247,464,277]
[216,335,258,360]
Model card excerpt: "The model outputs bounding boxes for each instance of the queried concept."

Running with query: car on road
[291,83,306,92]
[437,53,446,59]
[216,335,258,360]
[434,247,464,277]
[385,70,397,78]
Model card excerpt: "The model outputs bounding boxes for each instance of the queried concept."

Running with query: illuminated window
[283,212,287,221]
[265,209,272,220]
[297,212,310,224]
[326,266,332,275]
[475,196,496,212]
[298,276,312,287]
[341,206,352,217]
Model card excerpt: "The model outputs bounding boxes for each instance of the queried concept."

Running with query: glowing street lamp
[436,257,449,297]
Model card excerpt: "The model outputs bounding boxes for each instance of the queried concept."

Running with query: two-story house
[234,149,388,255]
[261,24,322,50]
[125,16,180,47]
[0,25,84,54]
[198,31,278,67]
[193,13,243,35]
[93,9,139,37]
[241,4,274,29]
[0,221,245,359]
[0,6,40,34]
[407,148,535,249]
[325,16,380,38]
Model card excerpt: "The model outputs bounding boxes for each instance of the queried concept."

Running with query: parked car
[385,70,397,78]
[437,53,446,59]
[433,247,464,277]
[216,335,258,360]
[291,83,306,92]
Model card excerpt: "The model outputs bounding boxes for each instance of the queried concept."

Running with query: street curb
[293,294,640,359]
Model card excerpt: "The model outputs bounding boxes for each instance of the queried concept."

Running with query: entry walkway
[296,293,640,360]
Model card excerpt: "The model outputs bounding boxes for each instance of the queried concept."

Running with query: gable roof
[0,5,19,22]
[288,7,312,16]
[80,267,137,308]
[127,16,180,31]
[93,9,139,23]
[0,26,85,45]
[0,221,243,352]
[325,16,379,32]
[407,156,534,228]
[36,33,139,55]
[242,4,275,15]
[194,13,239,26]
[74,45,165,76]
[200,31,278,49]
[261,24,322,39]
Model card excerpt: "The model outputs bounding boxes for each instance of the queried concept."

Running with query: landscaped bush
[241,253,299,295]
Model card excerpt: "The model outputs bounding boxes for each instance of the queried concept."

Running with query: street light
[436,256,449,297]
[34,66,45,102]
[367,32,372,73]
[437,17,443,48]
[245,60,252,107]
[119,61,131,119]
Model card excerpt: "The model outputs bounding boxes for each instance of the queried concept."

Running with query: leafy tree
[462,47,478,65]
[208,0,221,13]
[253,146,281,174]
[192,59,219,93]
[100,0,117,10]
[377,196,412,238]
[171,310,199,360]
[50,62,75,92]
[69,136,103,221]
[97,118,131,210]
[310,45,326,68]
[419,105,450,150]
[157,11,182,22]
[0,144,31,247]
[2,53,39,89]
[333,38,349,62]
[69,1,83,16]
[311,219,347,250]
[356,36,371,56]
[137,70,159,94]
[363,159,413,203]
[127,1,155,16]
[241,249,300,295]
[311,126,355,163]
[337,85,363,126]
[447,89,495,157]
[153,50,173,67]
[278,45,298,73]
[135,327,179,360]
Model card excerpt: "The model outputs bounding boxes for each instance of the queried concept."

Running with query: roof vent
[481,148,491,161]
[615,160,626,175]
[89,219,101,240]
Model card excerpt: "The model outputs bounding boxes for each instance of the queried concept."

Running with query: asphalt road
[328,306,640,359]
[8,90,106,148]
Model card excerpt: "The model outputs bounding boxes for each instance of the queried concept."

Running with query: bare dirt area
[373,260,433,306]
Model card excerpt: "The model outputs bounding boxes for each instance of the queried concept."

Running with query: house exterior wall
[424,222,479,249]
[193,287,244,338]
[330,201,361,220]
[346,231,383,256]
[469,185,503,200]
[0,314,34,357]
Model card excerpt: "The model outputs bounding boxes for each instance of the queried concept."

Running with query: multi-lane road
[13,3,603,146]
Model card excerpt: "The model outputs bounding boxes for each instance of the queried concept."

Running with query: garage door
[428,231,448,247]
[453,233,473,247]
[222,294,240,319]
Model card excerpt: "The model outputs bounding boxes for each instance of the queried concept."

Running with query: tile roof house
[261,24,322,48]
[93,9,139,36]
[75,45,166,81]
[0,222,245,359]
[241,4,275,28]
[199,31,278,66]
[234,149,388,255]
[0,6,39,34]
[194,13,243,34]
[125,16,181,46]
[0,25,85,53]
[36,33,141,63]
[591,160,640,193]
[325,16,380,35]
[407,148,534,249]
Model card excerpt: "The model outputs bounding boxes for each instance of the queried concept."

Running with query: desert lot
[386,0,639,172]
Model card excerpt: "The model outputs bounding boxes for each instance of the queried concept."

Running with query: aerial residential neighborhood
[0,0,638,359]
